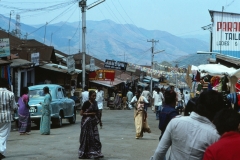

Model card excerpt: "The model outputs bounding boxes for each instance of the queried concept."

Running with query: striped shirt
[0,88,17,123]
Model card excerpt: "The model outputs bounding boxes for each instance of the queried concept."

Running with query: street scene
[1,0,240,160]
[7,110,160,160]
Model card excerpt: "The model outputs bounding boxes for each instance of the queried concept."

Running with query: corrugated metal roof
[10,59,34,68]
[0,59,11,65]
[39,63,82,74]
[90,78,123,87]
[216,54,240,66]
[209,10,240,17]
[137,82,149,87]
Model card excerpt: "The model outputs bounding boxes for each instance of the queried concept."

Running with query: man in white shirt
[96,86,104,128]
[126,88,133,109]
[151,90,225,160]
[153,88,164,120]
[81,86,89,105]
[184,91,190,106]
[0,78,17,159]
[141,87,152,112]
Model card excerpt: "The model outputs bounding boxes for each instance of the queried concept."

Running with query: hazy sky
[0,0,239,36]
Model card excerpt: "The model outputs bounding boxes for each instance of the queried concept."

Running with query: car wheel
[53,116,62,128]
[69,109,76,124]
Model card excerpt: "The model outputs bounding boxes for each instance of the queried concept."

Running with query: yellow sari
[134,96,151,138]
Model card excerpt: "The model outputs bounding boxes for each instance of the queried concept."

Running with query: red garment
[203,131,240,160]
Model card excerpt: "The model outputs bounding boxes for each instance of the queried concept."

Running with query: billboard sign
[67,56,75,73]
[0,38,10,58]
[211,11,240,58]
[126,63,136,72]
[89,69,115,81]
[104,59,127,71]
[31,52,39,66]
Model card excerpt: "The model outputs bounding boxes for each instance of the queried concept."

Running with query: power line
[28,2,76,36]
[117,0,148,38]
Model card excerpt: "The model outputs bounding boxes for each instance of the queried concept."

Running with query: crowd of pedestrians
[2,75,240,159]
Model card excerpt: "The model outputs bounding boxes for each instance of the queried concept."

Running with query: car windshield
[29,89,51,99]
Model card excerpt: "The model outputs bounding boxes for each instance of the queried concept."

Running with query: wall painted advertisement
[211,11,240,58]
[0,38,10,58]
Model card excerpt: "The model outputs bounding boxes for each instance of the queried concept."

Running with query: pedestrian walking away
[0,78,17,159]
[81,86,89,106]
[96,86,104,128]
[153,88,164,120]
[18,87,31,135]
[126,88,133,109]
[141,87,152,112]
[203,108,240,160]
[78,90,104,159]
[131,90,151,139]
[39,86,52,135]
[158,90,179,141]
[151,90,226,160]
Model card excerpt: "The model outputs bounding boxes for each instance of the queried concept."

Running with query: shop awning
[144,76,159,82]
[90,78,123,87]
[10,59,34,68]
[39,63,82,75]
[0,59,11,65]
[137,82,149,88]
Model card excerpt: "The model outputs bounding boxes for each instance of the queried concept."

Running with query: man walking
[0,78,17,159]
[96,86,104,128]
[126,88,133,109]
[141,87,152,112]
[81,86,89,105]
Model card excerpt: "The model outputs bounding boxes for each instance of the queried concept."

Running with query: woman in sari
[18,87,31,135]
[78,90,104,159]
[39,86,52,135]
[131,90,151,139]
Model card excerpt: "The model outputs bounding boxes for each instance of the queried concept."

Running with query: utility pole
[50,33,53,46]
[79,0,105,89]
[147,39,159,93]
[8,10,14,37]
[43,22,48,44]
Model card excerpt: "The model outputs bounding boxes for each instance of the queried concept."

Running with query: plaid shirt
[0,88,17,123]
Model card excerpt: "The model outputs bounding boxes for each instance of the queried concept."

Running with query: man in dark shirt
[159,90,178,140]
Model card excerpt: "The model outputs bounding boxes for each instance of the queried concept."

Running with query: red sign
[89,70,115,81]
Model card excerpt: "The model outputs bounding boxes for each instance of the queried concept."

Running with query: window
[57,88,63,99]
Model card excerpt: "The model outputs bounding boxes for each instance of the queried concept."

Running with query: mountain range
[0,14,210,66]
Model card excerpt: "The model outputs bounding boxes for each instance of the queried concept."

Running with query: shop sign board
[104,59,127,71]
[89,69,115,81]
[67,56,75,73]
[126,63,136,72]
[31,52,39,66]
[0,38,10,57]
[211,11,240,58]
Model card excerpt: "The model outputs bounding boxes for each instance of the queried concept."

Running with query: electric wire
[52,5,78,35]
[117,0,149,39]
[111,0,146,41]
[28,2,77,36]
[104,2,145,42]
[0,0,76,14]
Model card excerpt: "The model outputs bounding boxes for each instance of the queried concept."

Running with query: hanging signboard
[0,38,10,58]
[211,10,240,58]
[104,59,127,71]
[126,63,136,72]
[31,52,39,66]
[67,56,75,73]
[89,69,115,81]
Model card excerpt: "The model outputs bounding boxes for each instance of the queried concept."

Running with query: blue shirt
[159,104,179,134]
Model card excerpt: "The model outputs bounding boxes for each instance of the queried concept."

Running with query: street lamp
[150,49,165,92]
